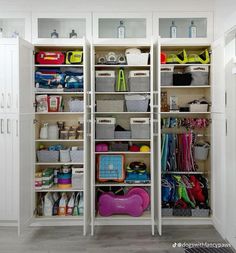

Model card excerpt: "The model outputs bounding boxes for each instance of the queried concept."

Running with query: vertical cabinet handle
[7,119,10,134]
[0,119,4,134]
[1,93,4,108]
[7,93,11,109]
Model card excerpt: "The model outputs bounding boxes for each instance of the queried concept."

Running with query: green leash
[116,68,127,92]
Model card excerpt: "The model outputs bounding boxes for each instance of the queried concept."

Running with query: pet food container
[37,150,59,162]
[173,73,192,86]
[189,104,208,112]
[125,95,149,112]
[72,168,84,190]
[185,66,209,86]
[130,118,150,139]
[96,71,116,92]
[161,66,174,86]
[126,53,149,65]
[96,100,124,112]
[60,149,71,163]
[96,118,116,139]
[114,131,131,139]
[128,71,150,92]
[68,99,84,112]
[194,142,210,161]
[70,149,84,163]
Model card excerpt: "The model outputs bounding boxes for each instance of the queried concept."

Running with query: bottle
[51,29,59,38]
[117,20,125,39]
[69,29,77,38]
[170,21,177,38]
[0,28,3,38]
[40,123,48,139]
[189,20,197,38]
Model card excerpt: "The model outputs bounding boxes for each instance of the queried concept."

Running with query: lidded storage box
[130,118,150,139]
[96,118,116,139]
[185,66,209,86]
[128,70,150,92]
[96,71,116,92]
[161,66,174,86]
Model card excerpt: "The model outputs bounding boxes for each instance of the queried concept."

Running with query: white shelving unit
[90,41,158,235]
[32,39,90,235]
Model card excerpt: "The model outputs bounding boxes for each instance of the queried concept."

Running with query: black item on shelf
[115,125,126,131]
[173,208,192,217]
[173,73,192,86]
[110,143,129,151]
[179,107,190,112]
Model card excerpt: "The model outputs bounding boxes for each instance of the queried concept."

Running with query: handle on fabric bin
[0,119,4,134]
[7,118,10,134]
[1,93,4,108]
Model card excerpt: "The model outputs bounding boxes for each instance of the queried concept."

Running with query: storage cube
[128,70,150,92]
[114,131,131,139]
[191,209,210,217]
[70,150,84,163]
[185,66,209,86]
[130,118,150,139]
[96,71,115,92]
[161,66,174,86]
[37,150,59,163]
[96,118,116,139]
[162,208,173,217]
[189,104,208,112]
[96,100,124,112]
[68,99,84,112]
[60,149,71,163]
[126,53,149,65]
[72,168,84,190]
[125,95,149,112]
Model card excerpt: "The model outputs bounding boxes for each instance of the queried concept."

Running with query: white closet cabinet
[0,38,34,232]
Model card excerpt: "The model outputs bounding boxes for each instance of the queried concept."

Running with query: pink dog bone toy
[98,193,144,217]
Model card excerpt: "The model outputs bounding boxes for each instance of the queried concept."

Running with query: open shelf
[35,162,84,165]
[35,139,84,142]
[35,92,84,95]
[95,151,151,154]
[95,183,151,187]
[95,139,151,142]
[35,186,84,192]
[95,64,150,68]
[161,86,210,89]
[94,92,151,95]
[35,112,84,115]
[94,112,151,115]
[162,171,204,175]
[95,211,151,221]
[35,64,83,67]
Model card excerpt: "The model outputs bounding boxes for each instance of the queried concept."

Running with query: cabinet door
[18,38,34,235]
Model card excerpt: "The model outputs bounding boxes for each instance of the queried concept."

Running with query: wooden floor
[0,225,231,253]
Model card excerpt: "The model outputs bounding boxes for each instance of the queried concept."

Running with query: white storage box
[130,118,150,139]
[96,100,124,112]
[185,66,209,86]
[126,53,149,65]
[72,168,84,190]
[70,149,84,163]
[96,71,116,92]
[125,95,149,112]
[68,99,84,112]
[60,149,71,163]
[128,70,150,92]
[161,66,174,86]
[96,117,116,139]
[189,104,208,112]
[37,150,59,163]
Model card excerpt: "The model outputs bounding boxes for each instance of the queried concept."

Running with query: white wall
[0,0,214,12]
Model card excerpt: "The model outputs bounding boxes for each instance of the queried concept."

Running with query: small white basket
[60,149,71,163]
[70,149,84,163]
[189,104,208,112]
[194,143,210,161]
[126,53,149,65]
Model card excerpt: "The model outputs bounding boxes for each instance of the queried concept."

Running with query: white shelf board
[35,64,83,67]
[161,64,211,67]
[162,216,212,226]
[35,112,84,115]
[35,186,84,192]
[31,216,84,227]
[33,38,85,47]
[95,151,150,154]
[35,139,84,142]
[95,183,151,187]
[95,139,151,142]
[162,171,204,175]
[161,86,210,89]
[35,162,84,166]
[35,92,84,95]
[161,112,211,115]
[95,211,151,221]
[94,112,150,115]
[94,92,151,95]
[95,65,150,68]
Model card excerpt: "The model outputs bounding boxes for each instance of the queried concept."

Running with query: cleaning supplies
[58,193,68,216]
[40,123,48,139]
[0,28,3,38]
[170,21,177,38]
[51,29,59,38]
[189,20,197,38]
[43,192,54,216]
[69,29,77,38]
[67,193,75,215]
[117,20,125,39]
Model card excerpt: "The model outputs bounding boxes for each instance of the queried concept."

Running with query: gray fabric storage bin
[97,100,124,112]
[130,118,150,139]
[96,118,116,139]
[192,209,210,217]
[70,149,84,163]
[128,70,150,92]
[37,150,59,163]
[125,95,149,112]
[114,131,131,139]
[72,168,84,189]
[162,208,173,217]
[161,66,174,86]
[185,66,209,86]
[96,71,116,92]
